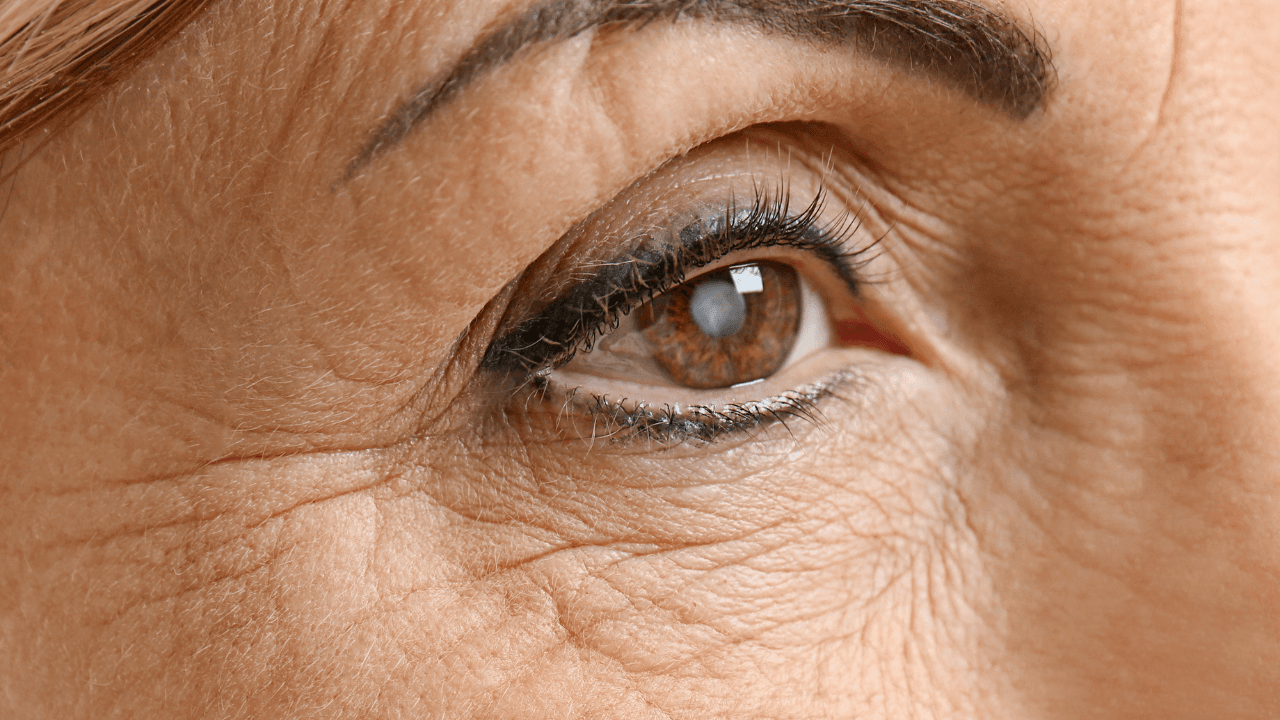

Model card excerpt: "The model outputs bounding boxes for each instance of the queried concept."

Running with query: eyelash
[483,184,877,445]
[544,372,856,446]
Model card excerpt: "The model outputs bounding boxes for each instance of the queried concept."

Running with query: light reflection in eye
[729,263,764,293]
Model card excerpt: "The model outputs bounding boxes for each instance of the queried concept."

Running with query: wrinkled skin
[2,0,1279,717]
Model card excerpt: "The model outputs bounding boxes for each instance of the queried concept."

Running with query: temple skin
[1,0,1278,717]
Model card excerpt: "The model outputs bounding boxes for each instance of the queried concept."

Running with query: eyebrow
[344,0,1053,179]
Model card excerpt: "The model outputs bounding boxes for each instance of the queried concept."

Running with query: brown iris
[635,261,802,389]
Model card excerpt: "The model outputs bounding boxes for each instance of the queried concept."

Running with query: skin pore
[1,0,1279,717]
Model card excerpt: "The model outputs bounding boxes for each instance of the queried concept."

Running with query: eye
[555,260,812,390]
[481,181,910,446]
[558,260,805,391]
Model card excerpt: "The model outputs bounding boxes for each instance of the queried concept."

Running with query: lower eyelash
[528,369,857,447]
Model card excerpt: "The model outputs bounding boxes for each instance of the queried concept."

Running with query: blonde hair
[0,0,211,154]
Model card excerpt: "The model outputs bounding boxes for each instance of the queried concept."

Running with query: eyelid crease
[343,0,1055,179]
[479,182,875,377]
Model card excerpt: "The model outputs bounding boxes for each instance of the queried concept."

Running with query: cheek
[9,376,996,719]
[275,383,999,717]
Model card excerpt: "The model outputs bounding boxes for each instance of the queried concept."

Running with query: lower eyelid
[546,348,852,411]
[518,352,872,448]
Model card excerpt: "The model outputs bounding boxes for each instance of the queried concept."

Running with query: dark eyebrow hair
[344,0,1053,180]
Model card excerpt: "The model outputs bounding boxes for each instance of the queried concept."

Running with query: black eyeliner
[481,185,869,376]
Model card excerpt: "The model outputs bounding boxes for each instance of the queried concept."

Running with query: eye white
[778,274,831,370]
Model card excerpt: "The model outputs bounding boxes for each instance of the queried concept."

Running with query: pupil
[689,278,746,338]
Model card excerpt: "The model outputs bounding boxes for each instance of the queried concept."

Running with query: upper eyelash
[480,183,874,377]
